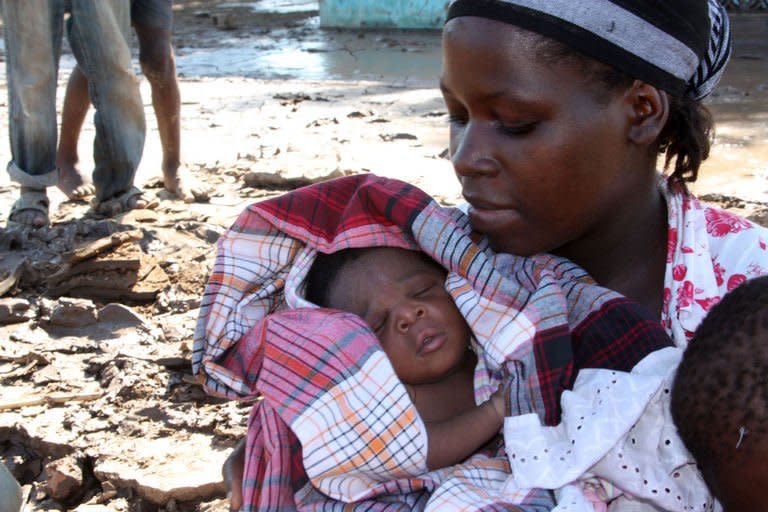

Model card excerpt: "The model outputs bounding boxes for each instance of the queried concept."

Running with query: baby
[305,246,506,470]
[671,275,768,512]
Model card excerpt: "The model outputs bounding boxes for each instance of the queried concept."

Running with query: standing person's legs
[67,0,151,213]
[2,0,64,227]
[55,66,96,199]
[0,462,22,512]
[133,0,207,202]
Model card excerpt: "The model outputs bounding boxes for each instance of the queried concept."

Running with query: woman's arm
[423,389,506,470]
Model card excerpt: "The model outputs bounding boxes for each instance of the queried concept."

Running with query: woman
[441,0,767,344]
[223,0,768,508]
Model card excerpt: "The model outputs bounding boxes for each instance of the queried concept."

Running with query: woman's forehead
[443,0,716,98]
[443,16,539,51]
[441,19,576,100]
[441,17,553,82]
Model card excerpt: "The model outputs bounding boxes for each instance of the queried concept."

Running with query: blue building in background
[319,0,449,29]
[318,0,765,29]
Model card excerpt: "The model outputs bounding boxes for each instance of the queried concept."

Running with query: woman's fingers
[223,437,246,511]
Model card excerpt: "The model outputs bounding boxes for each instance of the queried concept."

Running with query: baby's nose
[396,304,426,332]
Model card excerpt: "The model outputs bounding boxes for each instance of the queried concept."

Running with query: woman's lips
[467,205,520,232]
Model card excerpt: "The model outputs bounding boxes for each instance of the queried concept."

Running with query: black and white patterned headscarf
[446,0,731,100]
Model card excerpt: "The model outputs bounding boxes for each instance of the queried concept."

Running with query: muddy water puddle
[220,0,319,13]
[1,3,765,199]
[177,38,441,81]
[694,37,768,200]
[174,22,442,81]
[172,4,767,199]
[174,0,440,82]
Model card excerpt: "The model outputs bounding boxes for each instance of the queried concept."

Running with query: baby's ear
[624,80,669,146]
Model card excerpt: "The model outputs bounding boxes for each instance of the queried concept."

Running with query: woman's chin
[468,218,542,256]
[485,234,541,257]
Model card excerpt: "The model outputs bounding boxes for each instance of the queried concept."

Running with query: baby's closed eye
[369,313,388,335]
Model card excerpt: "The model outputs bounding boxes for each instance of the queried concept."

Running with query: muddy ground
[0,2,767,511]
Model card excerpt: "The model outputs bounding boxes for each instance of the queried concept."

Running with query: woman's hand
[223,437,246,511]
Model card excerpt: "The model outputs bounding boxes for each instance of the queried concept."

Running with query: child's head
[305,247,472,385]
[440,0,728,257]
[671,276,768,511]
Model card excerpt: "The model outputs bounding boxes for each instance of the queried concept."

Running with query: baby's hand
[489,382,509,422]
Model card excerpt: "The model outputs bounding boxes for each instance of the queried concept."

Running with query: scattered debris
[306,117,339,128]
[379,132,419,142]
[0,297,34,325]
[43,232,171,303]
[0,253,26,296]
[243,168,349,189]
[347,110,374,118]
[211,12,238,30]
[49,298,98,328]
[0,390,103,412]
[699,193,768,226]
[44,455,84,501]
[273,92,312,105]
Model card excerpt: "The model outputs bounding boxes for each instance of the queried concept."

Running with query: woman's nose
[396,304,426,332]
[451,122,499,179]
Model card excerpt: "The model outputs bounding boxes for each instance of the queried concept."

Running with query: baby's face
[326,248,472,385]
[710,450,768,512]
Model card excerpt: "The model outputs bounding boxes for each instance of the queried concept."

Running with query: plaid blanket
[192,174,672,510]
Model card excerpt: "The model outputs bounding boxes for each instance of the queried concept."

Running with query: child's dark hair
[535,38,713,186]
[305,247,445,307]
[670,276,768,487]
[305,248,374,307]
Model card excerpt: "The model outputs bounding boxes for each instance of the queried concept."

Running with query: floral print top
[661,178,768,345]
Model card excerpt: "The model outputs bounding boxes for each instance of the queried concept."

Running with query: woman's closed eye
[447,113,468,127]
[495,120,537,136]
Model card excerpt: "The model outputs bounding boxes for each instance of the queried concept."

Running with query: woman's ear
[625,80,669,145]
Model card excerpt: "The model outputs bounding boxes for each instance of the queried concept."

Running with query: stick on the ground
[0,390,103,411]
[48,229,144,285]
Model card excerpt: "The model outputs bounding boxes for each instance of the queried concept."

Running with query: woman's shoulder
[661,180,768,344]
[664,179,768,286]
[663,178,768,255]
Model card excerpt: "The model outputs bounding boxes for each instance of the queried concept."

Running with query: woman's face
[441,17,643,257]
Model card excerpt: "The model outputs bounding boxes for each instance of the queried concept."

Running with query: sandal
[7,189,50,228]
[90,186,159,218]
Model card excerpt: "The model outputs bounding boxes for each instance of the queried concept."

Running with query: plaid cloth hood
[192,174,672,510]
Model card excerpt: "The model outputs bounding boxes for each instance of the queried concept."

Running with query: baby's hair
[304,247,444,308]
[305,247,374,307]
[534,37,713,186]
[671,276,768,482]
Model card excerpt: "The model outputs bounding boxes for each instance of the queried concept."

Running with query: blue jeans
[2,0,145,201]
[131,0,173,30]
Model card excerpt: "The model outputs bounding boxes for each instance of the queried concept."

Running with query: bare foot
[56,159,95,200]
[8,187,50,228]
[163,163,211,203]
[91,186,158,217]
[125,189,159,210]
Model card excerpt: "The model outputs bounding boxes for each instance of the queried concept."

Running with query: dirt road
[0,3,766,511]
